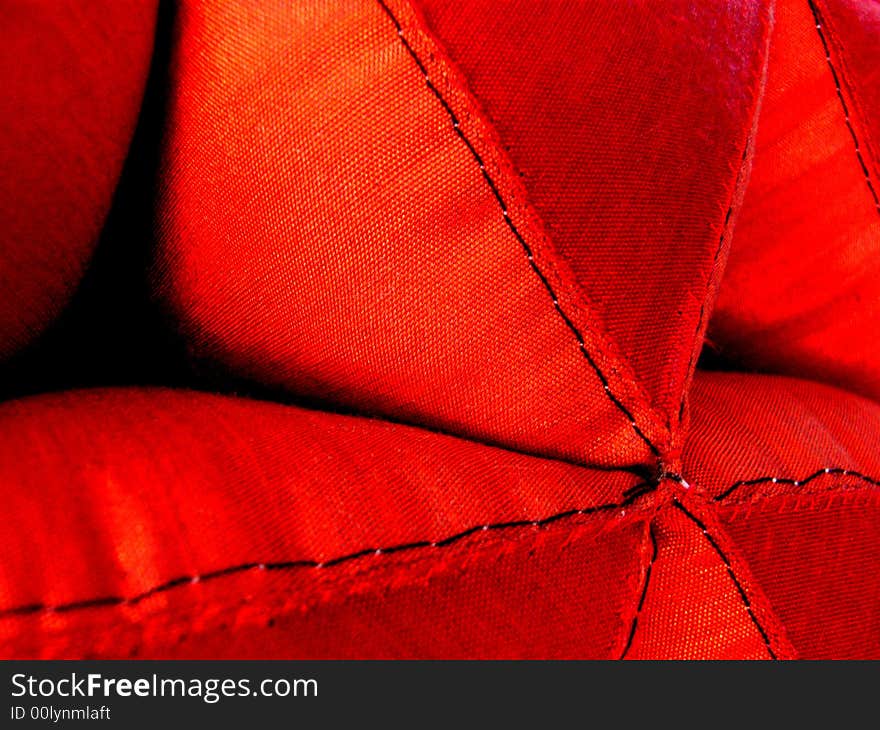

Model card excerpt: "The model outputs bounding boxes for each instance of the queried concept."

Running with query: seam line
[376,0,659,458]
[714,466,880,501]
[619,524,658,659]
[672,501,777,659]
[8,465,875,621]
[808,0,880,215]
[0,486,652,619]
[678,142,751,424]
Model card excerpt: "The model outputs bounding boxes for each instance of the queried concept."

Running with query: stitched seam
[376,0,659,458]
[0,484,652,619]
[619,523,658,659]
[714,467,880,501]
[1,515,644,658]
[678,142,751,426]
[815,4,880,176]
[720,489,878,523]
[672,501,777,659]
[677,0,775,430]
[808,0,880,215]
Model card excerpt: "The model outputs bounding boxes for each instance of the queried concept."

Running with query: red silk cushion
[0,0,878,660]
[2,371,878,658]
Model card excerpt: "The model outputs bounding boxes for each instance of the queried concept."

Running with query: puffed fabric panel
[2,369,879,658]
[154,0,672,469]
[0,388,650,659]
[0,0,877,661]
[411,0,774,429]
[678,371,880,659]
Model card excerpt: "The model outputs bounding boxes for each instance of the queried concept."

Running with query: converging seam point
[376,0,661,458]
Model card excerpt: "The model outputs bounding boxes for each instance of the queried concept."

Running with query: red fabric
[0,0,878,659]
[622,505,784,660]
[711,0,880,401]
[719,495,880,660]
[412,0,773,427]
[154,0,667,469]
[0,388,649,659]
[815,0,880,169]
[683,371,880,499]
[682,370,880,659]
[0,0,157,360]
[5,371,878,659]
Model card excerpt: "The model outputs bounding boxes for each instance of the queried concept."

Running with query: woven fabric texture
[0,0,877,659]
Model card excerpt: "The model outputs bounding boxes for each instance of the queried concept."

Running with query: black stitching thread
[672,501,777,659]
[678,144,751,425]
[375,0,660,459]
[9,465,876,622]
[714,466,880,501]
[0,485,653,619]
[808,0,880,215]
[620,525,658,659]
